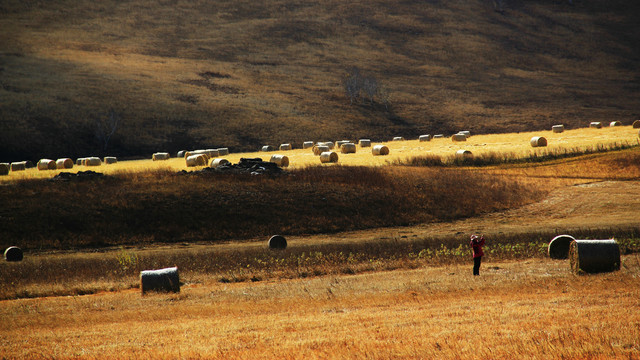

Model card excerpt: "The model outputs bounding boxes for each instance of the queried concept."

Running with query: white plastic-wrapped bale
[609,121,622,127]
[210,158,230,168]
[552,125,565,133]
[186,154,207,167]
[104,156,118,164]
[37,159,57,170]
[303,141,314,149]
[217,148,229,156]
[372,145,389,156]
[279,144,292,151]
[451,133,467,142]
[548,235,576,259]
[152,152,170,161]
[433,134,444,139]
[177,150,187,158]
[56,158,74,169]
[0,163,9,176]
[455,149,473,159]
[268,235,287,250]
[392,136,404,141]
[320,151,339,163]
[312,145,330,156]
[530,136,548,147]
[459,131,471,138]
[4,246,23,262]
[86,157,102,166]
[270,154,289,167]
[419,135,431,142]
[633,120,640,128]
[140,267,180,294]
[341,143,356,154]
[570,239,620,274]
[589,122,602,129]
[261,145,275,152]
[10,162,26,171]
[358,139,371,147]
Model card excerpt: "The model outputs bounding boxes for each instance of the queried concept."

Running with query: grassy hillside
[1,0,639,161]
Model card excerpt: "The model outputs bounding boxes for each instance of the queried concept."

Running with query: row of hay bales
[548,235,620,274]
[0,157,117,175]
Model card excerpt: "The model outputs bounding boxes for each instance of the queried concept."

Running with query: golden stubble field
[1,257,639,359]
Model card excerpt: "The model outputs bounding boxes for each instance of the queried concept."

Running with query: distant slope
[1,0,638,161]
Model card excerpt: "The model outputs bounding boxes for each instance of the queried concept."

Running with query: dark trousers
[473,256,482,275]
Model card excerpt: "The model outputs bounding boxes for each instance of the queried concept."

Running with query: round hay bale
[589,122,602,129]
[419,134,431,142]
[10,162,26,171]
[335,140,350,149]
[24,161,35,169]
[186,154,207,167]
[313,145,330,156]
[552,125,565,133]
[341,143,356,154]
[632,120,640,128]
[321,142,335,150]
[37,159,57,170]
[372,145,389,156]
[104,156,118,164]
[320,151,339,163]
[210,158,230,168]
[279,143,292,151]
[303,141,314,149]
[548,235,576,259]
[0,163,9,176]
[205,149,220,158]
[455,149,473,159]
[261,145,274,152]
[76,158,86,166]
[152,152,170,161]
[433,134,444,139]
[609,121,622,127]
[459,131,471,138]
[217,148,229,156]
[177,150,187,158]
[570,239,620,274]
[268,235,287,250]
[56,158,74,169]
[392,136,404,141]
[451,133,467,142]
[270,154,290,167]
[4,246,23,262]
[530,136,548,147]
[86,157,102,166]
[140,267,180,294]
[358,139,371,147]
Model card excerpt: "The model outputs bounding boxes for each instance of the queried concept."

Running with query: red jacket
[470,238,485,258]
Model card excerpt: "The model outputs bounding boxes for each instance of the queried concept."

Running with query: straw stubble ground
[1,258,639,359]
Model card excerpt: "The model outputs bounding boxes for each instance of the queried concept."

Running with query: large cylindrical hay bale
[217,148,229,156]
[56,158,74,169]
[313,145,330,156]
[177,150,187,158]
[4,246,23,262]
[0,163,9,176]
[76,158,86,166]
[459,131,471,138]
[589,122,602,129]
[210,158,230,168]
[358,139,371,147]
[104,156,118,164]
[530,136,548,147]
[37,159,57,170]
[392,136,404,141]
[322,142,335,150]
[455,149,473,159]
[270,154,290,167]
[152,152,170,161]
[140,267,180,294]
[419,135,431,142]
[451,133,467,142]
[261,145,274,152]
[341,143,356,154]
[552,125,565,133]
[86,157,102,166]
[10,162,26,171]
[279,143,292,151]
[372,145,389,156]
[548,235,576,259]
[303,141,314,149]
[609,121,622,127]
[186,154,206,167]
[335,140,350,149]
[268,235,287,250]
[205,149,220,158]
[433,134,444,139]
[570,239,620,274]
[320,151,339,163]
[633,120,640,128]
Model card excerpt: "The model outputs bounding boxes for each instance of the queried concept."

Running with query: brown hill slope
[0,0,638,161]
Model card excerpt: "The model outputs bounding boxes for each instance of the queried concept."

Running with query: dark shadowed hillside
[1,0,638,161]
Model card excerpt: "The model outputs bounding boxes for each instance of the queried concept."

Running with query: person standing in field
[470,234,485,276]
